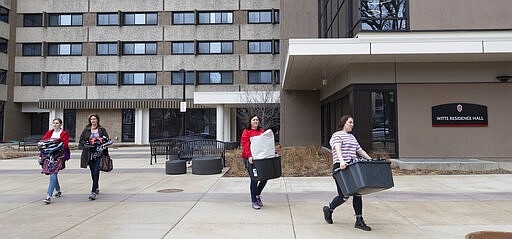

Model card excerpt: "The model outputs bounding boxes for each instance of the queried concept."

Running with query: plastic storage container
[333,160,394,196]
[249,155,281,181]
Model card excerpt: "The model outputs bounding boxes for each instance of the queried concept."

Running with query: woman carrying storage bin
[323,115,373,231]
[241,115,267,210]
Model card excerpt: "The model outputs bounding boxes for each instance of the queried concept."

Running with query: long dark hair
[86,114,102,128]
[336,115,353,131]
[245,114,262,131]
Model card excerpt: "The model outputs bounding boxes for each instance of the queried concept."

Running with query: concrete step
[391,158,501,171]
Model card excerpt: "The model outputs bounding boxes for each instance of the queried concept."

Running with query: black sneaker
[88,193,96,200]
[355,217,371,231]
[54,191,62,198]
[323,206,333,224]
[43,197,51,204]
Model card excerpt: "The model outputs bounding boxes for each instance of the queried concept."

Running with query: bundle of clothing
[38,138,66,175]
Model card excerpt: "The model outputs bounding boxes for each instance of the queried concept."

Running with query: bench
[179,139,226,167]
[18,135,43,151]
[149,138,182,165]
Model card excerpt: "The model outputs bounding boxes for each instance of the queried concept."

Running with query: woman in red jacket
[241,115,267,210]
[41,118,70,204]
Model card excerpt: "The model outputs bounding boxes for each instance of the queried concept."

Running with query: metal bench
[149,138,182,165]
[18,135,43,151]
[179,139,226,167]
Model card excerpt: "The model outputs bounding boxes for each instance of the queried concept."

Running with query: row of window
[22,10,280,27]
[21,70,281,86]
[21,41,280,56]
[0,6,8,23]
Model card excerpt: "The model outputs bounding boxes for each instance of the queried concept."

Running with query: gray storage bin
[249,155,281,181]
[333,160,394,196]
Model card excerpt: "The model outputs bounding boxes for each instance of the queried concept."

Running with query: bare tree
[237,84,280,132]
[360,0,407,31]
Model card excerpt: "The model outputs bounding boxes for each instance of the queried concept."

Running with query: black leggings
[329,163,363,215]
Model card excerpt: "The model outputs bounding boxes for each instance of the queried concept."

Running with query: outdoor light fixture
[496,75,511,83]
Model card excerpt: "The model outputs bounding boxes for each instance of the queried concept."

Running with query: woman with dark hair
[323,115,373,231]
[40,118,70,204]
[79,114,109,201]
[240,115,267,209]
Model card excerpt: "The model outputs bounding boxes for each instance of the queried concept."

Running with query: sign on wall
[432,103,488,127]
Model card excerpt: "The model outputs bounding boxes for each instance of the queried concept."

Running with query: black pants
[329,163,363,215]
[244,159,268,203]
[88,157,100,193]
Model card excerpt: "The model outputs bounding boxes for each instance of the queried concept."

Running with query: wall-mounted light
[496,75,511,83]
[322,69,328,86]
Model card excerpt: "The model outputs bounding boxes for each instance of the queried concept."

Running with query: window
[0,70,5,84]
[0,6,8,23]
[48,43,82,56]
[0,38,7,53]
[123,13,157,25]
[274,70,280,83]
[172,12,195,25]
[96,43,118,55]
[96,72,118,85]
[22,43,42,56]
[198,12,233,24]
[47,73,81,86]
[274,40,280,54]
[63,109,76,142]
[49,14,83,26]
[274,10,280,23]
[21,73,41,86]
[248,41,272,54]
[198,41,233,54]
[122,72,157,85]
[97,13,119,26]
[23,14,43,27]
[171,42,194,55]
[248,71,273,84]
[122,109,135,142]
[171,71,195,85]
[122,42,157,55]
[197,71,233,84]
[248,11,272,23]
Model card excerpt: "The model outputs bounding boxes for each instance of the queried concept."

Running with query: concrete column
[135,109,143,144]
[216,105,224,141]
[48,109,63,130]
[231,108,237,141]
[223,107,230,141]
[142,108,150,144]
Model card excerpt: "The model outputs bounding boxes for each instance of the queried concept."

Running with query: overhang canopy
[283,32,512,90]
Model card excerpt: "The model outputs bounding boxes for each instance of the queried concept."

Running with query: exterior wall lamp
[496,75,511,83]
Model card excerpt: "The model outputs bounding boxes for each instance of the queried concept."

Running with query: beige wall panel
[164,26,238,41]
[89,26,163,42]
[0,85,7,101]
[164,55,239,71]
[163,85,198,100]
[241,0,279,10]
[320,68,350,101]
[0,22,9,38]
[15,57,87,72]
[165,0,238,11]
[397,83,512,159]
[240,55,279,70]
[76,110,122,144]
[17,0,88,13]
[240,24,280,40]
[88,56,162,72]
[0,53,7,69]
[45,57,87,72]
[409,0,512,31]
[14,86,87,102]
[348,63,395,84]
[396,62,512,84]
[280,0,317,40]
[90,0,163,12]
[280,90,320,146]
[16,28,88,42]
[87,85,163,99]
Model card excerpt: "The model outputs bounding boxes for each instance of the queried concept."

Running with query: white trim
[193,91,280,104]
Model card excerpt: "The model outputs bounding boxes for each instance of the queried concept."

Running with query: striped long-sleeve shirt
[329,130,361,164]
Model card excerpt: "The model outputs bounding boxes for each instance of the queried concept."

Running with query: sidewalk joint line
[283,177,298,239]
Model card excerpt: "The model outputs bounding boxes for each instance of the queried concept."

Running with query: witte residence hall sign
[432,103,488,127]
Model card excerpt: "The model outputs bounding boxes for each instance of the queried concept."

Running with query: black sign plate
[432,103,488,127]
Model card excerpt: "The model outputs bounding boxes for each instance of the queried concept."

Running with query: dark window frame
[198,11,233,25]
[172,12,195,25]
[95,72,118,85]
[0,38,7,53]
[0,6,8,23]
[0,70,6,84]
[23,14,43,27]
[48,13,83,26]
[171,41,195,55]
[248,70,273,84]
[122,42,157,55]
[96,42,118,55]
[22,43,42,56]
[21,73,41,86]
[197,71,234,85]
[248,10,273,24]
[47,43,82,56]
[122,12,158,26]
[46,73,82,86]
[197,41,233,54]
[121,72,157,85]
[171,71,195,85]
[97,13,119,26]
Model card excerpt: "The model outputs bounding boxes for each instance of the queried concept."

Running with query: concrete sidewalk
[1,147,511,239]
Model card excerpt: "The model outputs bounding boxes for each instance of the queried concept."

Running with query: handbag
[99,155,113,172]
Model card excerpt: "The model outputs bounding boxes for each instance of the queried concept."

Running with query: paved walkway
[1,147,511,239]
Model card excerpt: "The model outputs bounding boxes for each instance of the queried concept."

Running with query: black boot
[323,206,333,224]
[355,217,371,231]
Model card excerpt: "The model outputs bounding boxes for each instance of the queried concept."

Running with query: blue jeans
[47,173,60,197]
[244,159,268,203]
[88,157,101,193]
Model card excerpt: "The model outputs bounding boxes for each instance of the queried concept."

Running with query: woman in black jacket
[79,114,109,201]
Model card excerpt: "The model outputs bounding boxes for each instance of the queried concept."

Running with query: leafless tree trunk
[237,85,280,132]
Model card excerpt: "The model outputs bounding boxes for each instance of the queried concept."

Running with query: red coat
[241,128,264,159]
[42,129,69,149]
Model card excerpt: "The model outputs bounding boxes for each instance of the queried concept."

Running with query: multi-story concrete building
[280,0,512,160]
[2,0,280,144]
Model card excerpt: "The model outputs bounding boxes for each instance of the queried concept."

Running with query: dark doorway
[30,112,49,135]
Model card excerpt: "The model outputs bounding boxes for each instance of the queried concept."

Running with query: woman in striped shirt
[323,115,373,231]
